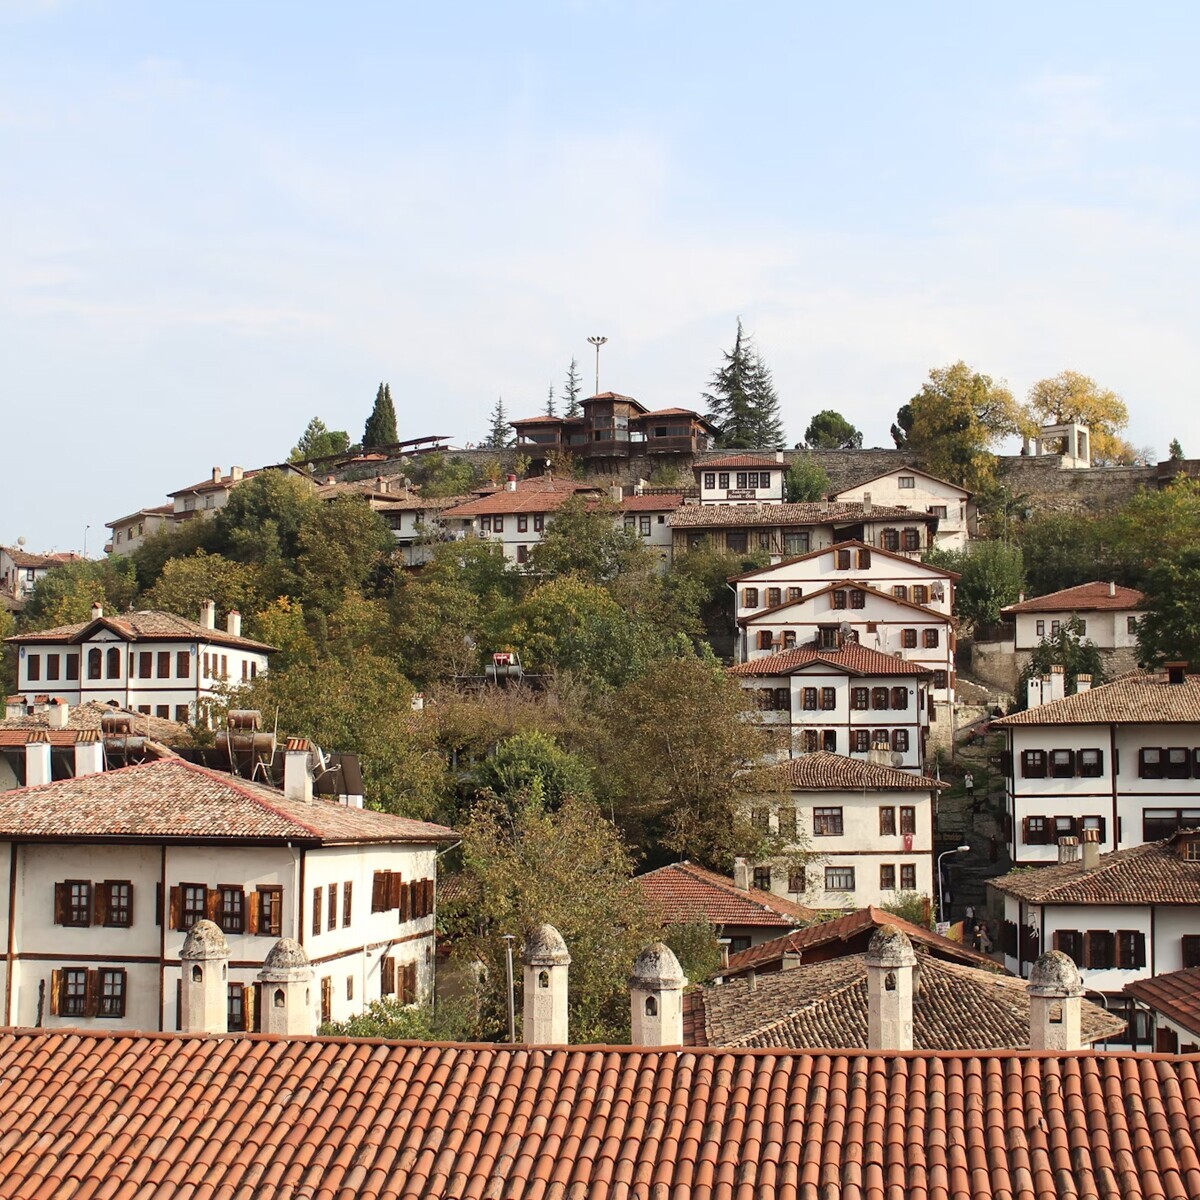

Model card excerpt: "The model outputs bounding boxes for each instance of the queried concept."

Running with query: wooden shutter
[206,889,221,923]
[403,962,418,1004]
[320,976,332,1023]
[85,970,100,1018]
[54,882,67,926]
[247,891,261,936]
[49,970,62,1016]
[400,883,412,923]
[246,983,259,1033]
[94,882,110,927]
[176,980,182,1031]
[155,883,163,927]
[169,887,182,931]
[371,872,386,913]
[388,872,402,911]
[380,955,395,996]
[312,888,322,936]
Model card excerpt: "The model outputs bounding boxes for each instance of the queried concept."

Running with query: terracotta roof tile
[0,756,457,844]
[1124,966,1200,1038]
[637,861,818,927]
[755,752,944,791]
[993,670,1200,725]
[697,453,786,469]
[670,501,939,528]
[727,643,932,677]
[0,547,83,569]
[619,493,685,511]
[686,954,1125,1049]
[5,609,276,652]
[834,464,972,497]
[989,832,1200,904]
[442,478,602,517]
[0,1031,1192,1198]
[1002,581,1144,614]
[727,537,961,581]
[0,701,190,743]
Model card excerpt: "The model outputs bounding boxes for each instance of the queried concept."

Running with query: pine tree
[562,358,582,417]
[746,348,785,447]
[545,383,557,417]
[486,397,511,449]
[363,383,398,450]
[702,319,757,448]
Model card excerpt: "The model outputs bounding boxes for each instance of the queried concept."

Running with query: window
[880,865,896,891]
[849,589,866,610]
[1166,748,1192,779]
[56,880,92,927]
[176,650,190,678]
[851,687,869,711]
[100,881,133,927]
[787,586,803,603]
[1050,749,1075,778]
[783,533,809,555]
[1051,620,1061,636]
[517,515,528,532]
[321,976,332,1023]
[136,650,152,678]
[227,984,246,1032]
[922,628,939,648]
[175,704,189,723]
[766,587,782,608]
[831,590,848,610]
[802,687,818,711]
[836,549,851,570]
[98,968,127,1018]
[742,587,759,608]
[1021,750,1047,778]
[480,516,492,532]
[324,883,337,931]
[782,630,797,649]
[718,473,730,489]
[259,885,284,936]
[1143,808,1200,840]
[898,476,915,489]
[818,626,839,649]
[1182,936,1200,969]
[639,515,651,536]
[892,585,909,601]
[758,532,772,551]
[824,866,855,892]
[1084,931,1115,970]
[1036,620,1046,637]
[900,865,916,890]
[871,688,888,710]
[902,528,920,551]
[899,806,916,835]
[156,705,169,719]
[87,648,102,679]
[218,887,245,934]
[912,586,928,606]
[26,654,39,682]
[1116,930,1146,969]
[155,651,170,678]
[516,545,529,564]
[1081,815,1107,843]
[857,549,871,568]
[813,807,843,836]
[880,807,896,836]
[1079,749,1104,778]
[1139,748,1164,779]
[312,887,322,936]
[493,516,504,533]
[220,655,228,679]
[1054,815,1076,841]
[533,514,544,532]
[704,472,716,489]
[755,630,772,651]
[750,807,770,831]
[892,729,909,753]
[1023,816,1050,845]
[752,867,772,891]
[853,729,870,753]
[927,505,947,519]
[45,654,59,682]
[873,728,890,748]
[1182,839,1200,862]
[61,969,88,1017]
[932,670,948,690]
[1127,616,1138,635]
[787,869,807,893]
[802,730,818,752]
[66,653,79,680]
[881,529,899,552]
[1054,930,1083,966]
[822,730,837,752]
[105,647,120,678]
[342,881,353,927]
[890,687,908,710]
[901,628,917,648]
[820,687,836,711]
[736,473,747,488]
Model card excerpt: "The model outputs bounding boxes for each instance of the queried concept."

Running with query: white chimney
[1048,665,1066,702]
[199,600,216,630]
[862,493,873,516]
[283,737,314,803]
[212,467,223,484]
[258,938,317,1035]
[609,485,623,502]
[775,450,784,463]
[74,730,104,777]
[226,610,242,638]
[1108,581,1116,597]
[629,943,686,1046]
[522,924,570,1044]
[506,474,518,492]
[1076,674,1093,693]
[91,602,103,620]
[1027,675,1046,709]
[180,921,231,1034]
[865,925,916,1051]
[24,730,52,787]
[230,466,244,482]
[1056,835,1079,865]
[1081,826,1102,871]
[732,858,750,890]
[1017,592,1025,603]
[45,700,69,729]
[1028,950,1083,1051]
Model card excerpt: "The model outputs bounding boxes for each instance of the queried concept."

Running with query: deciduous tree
[472,729,594,811]
[19,557,138,630]
[1016,616,1106,707]
[926,540,1025,629]
[1026,371,1131,465]
[786,456,831,502]
[294,496,394,614]
[804,410,862,449]
[144,552,265,626]
[1136,550,1200,670]
[527,495,647,584]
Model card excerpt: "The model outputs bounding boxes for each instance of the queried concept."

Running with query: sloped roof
[755,752,944,792]
[685,953,1124,1050]
[670,501,938,529]
[168,468,258,497]
[0,757,456,845]
[0,547,83,569]
[737,579,950,625]
[727,537,961,582]
[1125,966,1200,1038]
[1002,581,1144,614]
[727,643,931,678]
[834,464,972,499]
[0,701,190,745]
[442,478,602,517]
[5,610,276,653]
[993,671,1200,725]
[724,905,995,975]
[989,833,1200,905]
[619,493,685,512]
[637,860,818,927]
[0,1032,1194,1200]
[697,453,785,470]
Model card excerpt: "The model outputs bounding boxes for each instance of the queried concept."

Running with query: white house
[989,827,1200,1048]
[832,467,973,552]
[992,666,1200,864]
[729,643,933,769]
[1001,581,1144,652]
[0,747,456,1032]
[0,546,85,605]
[695,454,786,505]
[5,602,274,723]
[741,752,944,910]
[104,506,177,557]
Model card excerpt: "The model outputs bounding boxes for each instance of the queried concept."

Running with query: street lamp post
[937,844,971,924]
[587,335,608,395]
[502,934,516,1043]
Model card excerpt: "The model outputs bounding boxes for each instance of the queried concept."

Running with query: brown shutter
[94,882,110,927]
[245,982,258,1033]
[380,955,395,996]
[206,889,221,923]
[85,970,100,1018]
[169,887,182,931]
[49,970,62,1016]
[126,884,134,927]
[371,872,384,912]
[426,879,435,915]
[388,872,402,911]
[247,891,261,935]
[54,882,67,926]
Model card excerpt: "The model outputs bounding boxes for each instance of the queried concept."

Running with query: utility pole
[587,335,608,395]
[503,934,516,1043]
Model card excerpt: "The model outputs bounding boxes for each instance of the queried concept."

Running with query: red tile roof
[1002,581,1144,614]
[168,468,258,497]
[442,478,601,517]
[0,757,457,845]
[0,1032,1196,1200]
[671,501,938,528]
[756,752,944,792]
[619,493,685,511]
[637,860,818,927]
[727,643,931,677]
[5,610,276,653]
[698,453,785,469]
[993,670,1200,725]
[1125,966,1200,1038]
[0,547,83,569]
[0,701,190,742]
[727,537,961,581]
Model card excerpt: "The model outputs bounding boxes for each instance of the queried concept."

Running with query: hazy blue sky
[4,1,1200,550]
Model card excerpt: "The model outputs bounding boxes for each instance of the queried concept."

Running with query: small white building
[0,750,456,1032]
[1001,581,1144,652]
[1022,421,1091,468]
[5,602,275,724]
[104,506,176,557]
[0,546,85,604]
[695,454,786,505]
[729,643,933,769]
[990,828,1200,1048]
[620,493,685,567]
[832,467,973,552]
[992,666,1200,864]
[741,752,944,910]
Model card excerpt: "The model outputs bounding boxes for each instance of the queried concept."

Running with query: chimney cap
[1029,949,1082,997]
[26,730,50,745]
[285,736,311,753]
[180,919,229,961]
[523,923,570,967]
[629,942,686,990]
[866,924,917,967]
[262,937,309,971]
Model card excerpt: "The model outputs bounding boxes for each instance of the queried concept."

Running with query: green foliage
[562,357,582,418]
[646,462,688,488]
[803,410,862,449]
[363,382,398,450]
[128,518,220,593]
[877,891,933,929]
[319,996,479,1041]
[890,402,913,449]
[251,598,317,670]
[1015,617,1106,708]
[1014,512,1110,595]
[1025,370,1131,466]
[545,383,556,418]
[665,546,768,649]
[295,497,394,614]
[485,397,511,449]
[702,319,784,448]
[1136,549,1200,670]
[407,454,479,498]
[663,918,724,983]
[926,540,1025,629]
[785,456,831,502]
[19,557,138,629]
[289,417,350,464]
[1170,438,1185,461]
[473,729,593,811]
[528,496,648,584]
[144,552,265,625]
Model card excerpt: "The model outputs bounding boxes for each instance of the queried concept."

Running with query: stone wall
[968,638,1140,693]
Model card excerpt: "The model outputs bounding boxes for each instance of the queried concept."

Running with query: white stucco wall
[833,471,970,551]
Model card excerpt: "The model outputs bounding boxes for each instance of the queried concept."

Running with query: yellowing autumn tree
[1025,370,1133,464]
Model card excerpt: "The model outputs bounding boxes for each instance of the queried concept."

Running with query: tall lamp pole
[587,335,608,395]
[502,934,516,1043]
[937,844,971,924]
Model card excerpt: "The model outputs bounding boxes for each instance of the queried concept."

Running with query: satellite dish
[311,744,330,776]
[16,536,26,546]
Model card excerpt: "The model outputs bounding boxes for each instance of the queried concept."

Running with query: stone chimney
[1076,674,1093,694]
[1081,826,1101,871]
[226,610,242,638]
[212,467,223,484]
[91,602,103,620]
[1108,581,1116,598]
[200,599,216,630]
[862,492,873,516]
[865,925,916,1051]
[283,737,314,804]
[629,942,687,1047]
[180,920,231,1033]
[74,730,104,777]
[1056,835,1079,865]
[506,474,518,492]
[732,858,750,890]
[259,938,316,1035]
[775,450,784,464]
[230,466,244,482]
[44,699,69,729]
[522,924,570,1044]
[1048,665,1066,702]
[609,485,623,503]
[24,730,51,787]
[1028,949,1083,1051]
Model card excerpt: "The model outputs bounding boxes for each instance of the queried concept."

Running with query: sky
[4,1,1200,551]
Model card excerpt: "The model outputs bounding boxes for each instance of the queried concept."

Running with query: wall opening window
[813,807,843,836]
[899,865,916,890]
[106,647,121,678]
[824,866,855,892]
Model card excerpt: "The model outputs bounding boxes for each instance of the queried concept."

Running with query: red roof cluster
[1125,966,1200,1038]
[637,860,817,927]
[1002,581,1144,614]
[443,478,601,517]
[728,643,932,677]
[698,453,785,470]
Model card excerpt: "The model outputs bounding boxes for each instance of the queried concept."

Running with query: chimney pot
[24,731,52,787]
[199,600,216,630]
[283,737,314,804]
[91,602,103,620]
[1057,835,1079,865]
[230,466,243,482]
[1108,581,1116,597]
[506,474,518,492]
[45,699,69,729]
[1166,661,1188,685]
[212,467,222,483]
[1081,827,1101,871]
[775,450,784,464]
[732,858,750,891]
[226,610,242,638]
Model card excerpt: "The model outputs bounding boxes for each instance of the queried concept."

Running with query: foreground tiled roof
[1125,966,1200,1038]
[0,701,190,743]
[0,546,82,569]
[5,609,275,652]
[638,861,818,927]
[989,834,1200,904]
[754,752,944,792]
[0,1032,1194,1200]
[994,670,1200,725]
[725,906,997,975]
[671,501,938,529]
[0,757,457,845]
[442,478,601,517]
[728,643,932,677]
[685,954,1124,1050]
[1001,581,1144,614]
[697,453,786,470]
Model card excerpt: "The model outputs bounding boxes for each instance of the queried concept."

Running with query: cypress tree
[486,397,511,449]
[363,383,398,450]
[545,383,557,417]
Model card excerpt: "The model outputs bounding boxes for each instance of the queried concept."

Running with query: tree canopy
[1025,371,1132,465]
[702,319,784,449]
[804,410,862,449]
[289,417,350,464]
[363,382,398,450]
[562,357,582,417]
